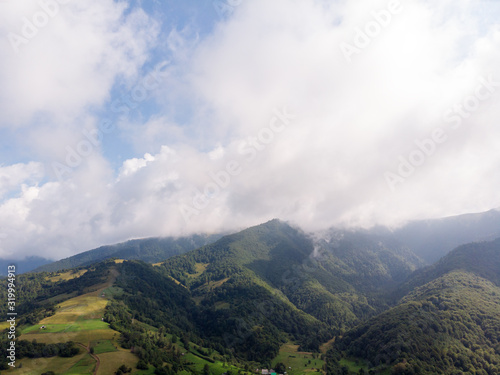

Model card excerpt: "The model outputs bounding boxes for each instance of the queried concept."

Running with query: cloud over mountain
[1,0,500,259]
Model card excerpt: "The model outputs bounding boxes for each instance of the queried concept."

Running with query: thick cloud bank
[1,0,500,259]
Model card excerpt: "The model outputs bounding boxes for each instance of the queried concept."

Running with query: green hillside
[0,260,255,374]
[152,220,425,358]
[398,237,500,298]
[335,271,500,374]
[2,220,500,375]
[332,238,500,374]
[33,234,223,273]
[0,219,425,372]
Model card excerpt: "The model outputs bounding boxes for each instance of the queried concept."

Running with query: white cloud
[118,152,155,179]
[0,0,158,127]
[2,0,500,260]
[0,162,44,199]
[180,0,500,229]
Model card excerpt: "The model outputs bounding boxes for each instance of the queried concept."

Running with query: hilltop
[33,234,223,273]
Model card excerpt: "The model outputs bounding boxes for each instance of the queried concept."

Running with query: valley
[1,216,499,374]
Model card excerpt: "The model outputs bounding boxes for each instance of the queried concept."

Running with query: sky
[1,0,500,260]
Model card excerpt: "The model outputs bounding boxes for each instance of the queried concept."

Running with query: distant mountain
[396,237,500,297]
[390,208,500,263]
[28,208,500,274]
[335,238,500,374]
[0,256,51,275]
[316,228,425,288]
[32,234,224,273]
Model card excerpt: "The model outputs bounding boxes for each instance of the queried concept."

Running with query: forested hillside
[1,220,499,374]
[153,220,425,357]
[331,238,500,374]
[33,234,223,273]
[397,237,500,297]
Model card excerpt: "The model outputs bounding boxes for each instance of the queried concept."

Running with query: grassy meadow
[273,342,324,375]
[9,271,142,374]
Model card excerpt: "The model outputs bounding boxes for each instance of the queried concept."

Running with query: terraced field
[46,270,88,283]
[20,284,112,346]
[13,352,93,375]
[13,267,139,375]
[273,342,324,375]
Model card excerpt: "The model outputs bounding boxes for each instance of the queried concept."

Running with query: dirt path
[76,266,119,374]
[76,342,101,375]
[99,266,119,292]
[73,267,119,374]
[319,336,336,354]
[107,266,119,286]
[87,265,120,297]
[89,350,101,375]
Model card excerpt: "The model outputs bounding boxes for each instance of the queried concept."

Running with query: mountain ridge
[24,208,500,276]
[2,218,500,374]
[32,233,224,273]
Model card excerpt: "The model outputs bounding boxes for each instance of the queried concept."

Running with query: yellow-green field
[195,277,229,292]
[189,263,209,277]
[273,342,324,375]
[319,337,336,354]
[8,268,143,374]
[337,358,391,375]
[19,291,110,345]
[182,352,243,375]
[22,320,109,334]
[97,348,139,375]
[23,328,117,345]
[14,352,94,375]
[47,294,107,321]
[46,270,88,283]
[91,339,118,354]
[64,354,96,374]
